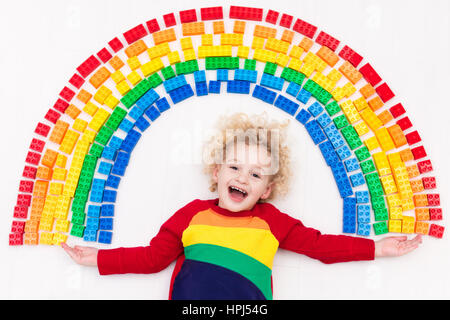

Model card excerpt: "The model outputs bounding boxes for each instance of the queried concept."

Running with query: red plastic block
[44,108,61,124]
[316,31,340,52]
[390,103,406,118]
[22,165,37,179]
[163,13,177,27]
[338,45,363,68]
[13,206,28,219]
[146,18,160,33]
[68,73,85,89]
[396,117,412,131]
[279,13,293,28]
[34,122,51,137]
[429,224,444,238]
[200,6,223,21]
[422,177,436,189]
[53,98,69,113]
[77,55,101,78]
[9,233,23,246]
[405,130,421,145]
[124,24,147,44]
[25,151,41,166]
[108,37,124,53]
[29,138,45,152]
[59,86,75,102]
[292,18,317,39]
[180,9,197,23]
[97,47,113,63]
[265,9,279,24]
[16,194,32,207]
[359,63,382,86]
[375,82,395,102]
[411,146,427,160]
[417,160,433,174]
[19,180,34,193]
[229,6,263,21]
[11,220,26,233]
[429,208,442,220]
[427,194,440,206]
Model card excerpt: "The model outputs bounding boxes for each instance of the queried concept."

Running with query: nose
[236,170,249,184]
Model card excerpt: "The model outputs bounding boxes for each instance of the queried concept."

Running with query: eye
[229,165,238,170]
[252,173,261,179]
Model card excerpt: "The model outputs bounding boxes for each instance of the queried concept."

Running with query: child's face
[213,142,273,212]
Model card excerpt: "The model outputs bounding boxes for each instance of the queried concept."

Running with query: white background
[0,0,449,299]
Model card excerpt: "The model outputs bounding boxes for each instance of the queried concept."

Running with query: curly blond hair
[203,112,291,202]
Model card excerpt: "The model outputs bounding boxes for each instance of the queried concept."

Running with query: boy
[62,112,422,300]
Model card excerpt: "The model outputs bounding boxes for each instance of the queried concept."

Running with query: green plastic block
[89,143,104,158]
[148,73,163,87]
[121,79,151,108]
[244,59,256,70]
[264,62,277,75]
[374,208,389,221]
[303,79,321,97]
[161,66,176,80]
[205,57,239,70]
[371,195,387,210]
[280,67,305,86]
[105,107,127,131]
[333,114,349,129]
[341,125,363,150]
[71,211,86,225]
[176,60,199,74]
[95,126,114,146]
[360,159,376,174]
[71,196,87,214]
[325,101,341,116]
[355,146,371,162]
[373,221,388,235]
[70,224,85,238]
[316,89,332,105]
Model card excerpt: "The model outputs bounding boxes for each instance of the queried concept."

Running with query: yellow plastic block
[198,45,232,58]
[388,220,402,233]
[39,232,54,245]
[275,53,289,67]
[372,152,392,176]
[342,82,356,98]
[375,127,396,152]
[364,136,380,151]
[55,219,70,233]
[353,120,370,137]
[41,195,59,219]
[52,233,68,245]
[55,154,67,168]
[81,129,96,144]
[299,62,315,77]
[415,221,430,235]
[327,69,342,82]
[183,48,196,61]
[180,37,193,50]
[49,182,63,195]
[127,56,141,70]
[289,46,304,59]
[387,152,403,168]
[288,58,302,71]
[353,97,369,112]
[251,36,265,49]
[115,80,130,96]
[140,58,164,76]
[331,87,346,102]
[127,71,142,86]
[59,130,80,155]
[111,70,125,84]
[39,216,54,232]
[389,206,403,220]
[54,195,71,220]
[201,34,213,46]
[220,33,244,46]
[380,175,397,195]
[253,48,277,63]
[402,197,415,211]
[167,51,181,65]
[360,108,383,131]
[52,167,67,181]
[340,100,361,124]
[303,52,327,72]
[104,94,119,110]
[72,118,88,133]
[88,108,110,132]
[147,42,171,59]
[237,46,250,59]
[401,216,415,233]
[94,85,112,105]
[265,37,290,54]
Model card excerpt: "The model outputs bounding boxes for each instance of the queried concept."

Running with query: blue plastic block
[344,158,359,173]
[195,81,208,96]
[343,197,356,233]
[136,88,160,110]
[155,97,170,113]
[103,189,117,203]
[90,178,106,203]
[307,102,324,117]
[227,80,250,94]
[208,80,221,93]
[316,113,332,128]
[86,217,99,230]
[330,162,354,198]
[357,204,371,224]
[252,85,277,104]
[295,108,312,125]
[83,229,98,242]
[324,124,345,149]
[305,120,327,145]
[121,129,141,153]
[357,223,371,236]
[336,145,352,160]
[145,106,161,121]
[128,105,144,120]
[169,84,195,103]
[286,82,301,97]
[98,161,113,175]
[260,73,284,91]
[234,69,257,83]
[355,191,370,204]
[98,231,112,244]
[101,204,115,217]
[135,116,150,132]
[109,136,123,150]
[87,205,101,218]
[105,174,121,189]
[350,172,365,187]
[99,218,113,230]
[319,140,340,166]
[163,75,187,93]
[194,70,206,83]
[274,95,299,116]
[217,69,229,81]
[296,88,311,104]
[102,146,117,161]
[119,118,134,133]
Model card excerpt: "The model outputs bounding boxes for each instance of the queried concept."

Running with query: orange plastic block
[410,179,425,194]
[415,221,430,235]
[399,148,415,163]
[339,61,363,84]
[316,46,339,67]
[125,39,148,58]
[32,180,49,199]
[49,120,69,145]
[213,21,225,34]
[89,67,111,89]
[24,219,39,233]
[368,96,384,111]
[24,233,39,245]
[387,124,407,147]
[109,56,125,70]
[41,149,58,168]
[36,166,53,180]
[254,25,277,39]
[76,89,92,104]
[233,20,246,34]
[153,28,177,45]
[29,197,44,220]
[360,83,376,98]
[415,208,430,221]
[299,37,313,51]
[413,194,428,207]
[65,104,81,120]
[377,110,394,125]
[182,22,205,36]
[406,164,420,179]
[281,29,294,43]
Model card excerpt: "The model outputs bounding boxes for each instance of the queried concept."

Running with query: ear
[212,165,220,183]
[260,182,273,200]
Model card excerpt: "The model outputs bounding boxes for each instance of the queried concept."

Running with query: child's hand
[374,234,422,258]
[61,243,98,267]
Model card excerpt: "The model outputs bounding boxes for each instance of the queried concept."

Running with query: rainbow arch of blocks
[9,5,444,246]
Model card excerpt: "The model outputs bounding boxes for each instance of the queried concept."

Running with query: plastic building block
[343,197,356,233]
[417,160,433,174]
[274,95,299,116]
[319,140,340,166]
[295,109,312,125]
[357,223,371,236]
[182,22,205,36]
[260,73,284,91]
[180,9,197,23]
[217,69,229,81]
[163,13,176,27]
[279,13,293,28]
[429,224,444,238]
[306,102,323,117]
[411,146,427,160]
[429,208,443,220]
[316,31,340,52]
[168,84,194,104]
[98,231,113,244]
[355,191,369,204]
[234,69,257,83]
[305,120,327,145]
[357,205,371,224]
[16,194,32,207]
[226,80,250,94]
[405,131,421,145]
[338,45,363,68]
[208,80,221,93]
[336,145,352,161]
[229,6,263,21]
[101,204,115,217]
[375,83,395,103]
[349,172,365,187]
[292,18,317,38]
[324,124,345,149]
[427,194,440,206]
[286,82,301,97]
[35,122,51,137]
[252,85,277,104]
[373,221,388,235]
[195,81,208,96]
[200,6,223,20]
[106,174,121,189]
[146,18,160,33]
[390,103,406,118]
[415,221,430,235]
[344,158,359,173]
[359,63,382,87]
[265,9,279,24]
[103,189,117,203]
[69,73,85,89]
[330,161,353,198]
[316,113,332,128]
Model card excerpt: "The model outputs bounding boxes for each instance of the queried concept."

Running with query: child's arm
[374,235,422,258]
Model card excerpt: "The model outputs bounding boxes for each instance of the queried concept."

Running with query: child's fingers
[62,243,82,262]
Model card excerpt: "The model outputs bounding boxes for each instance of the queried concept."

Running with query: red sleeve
[97,199,206,275]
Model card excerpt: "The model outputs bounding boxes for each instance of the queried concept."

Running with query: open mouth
[228,186,248,202]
